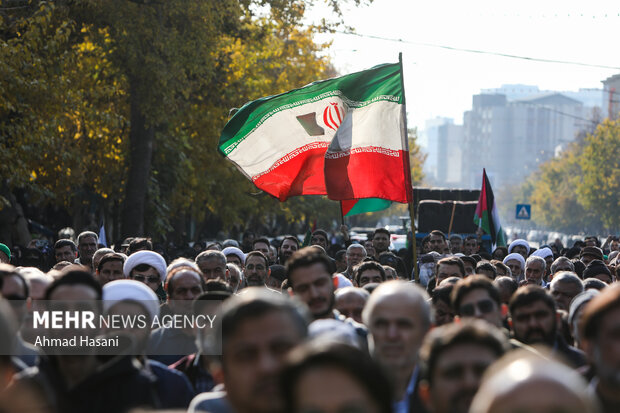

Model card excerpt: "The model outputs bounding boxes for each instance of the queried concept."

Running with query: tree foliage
[1,0,395,242]
[513,119,620,234]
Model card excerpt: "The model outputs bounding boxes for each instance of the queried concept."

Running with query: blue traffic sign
[516,204,531,220]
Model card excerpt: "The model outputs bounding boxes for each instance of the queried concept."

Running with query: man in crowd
[244,251,270,287]
[278,235,299,265]
[123,249,168,298]
[95,252,126,285]
[53,239,77,263]
[524,255,547,286]
[221,246,245,269]
[334,287,369,324]
[372,228,391,259]
[342,244,366,280]
[549,271,583,311]
[190,289,309,413]
[363,280,431,413]
[462,235,479,256]
[310,229,330,252]
[580,284,620,411]
[550,256,575,275]
[503,253,525,283]
[435,257,465,286]
[196,250,229,282]
[449,234,463,254]
[451,276,503,329]
[508,239,530,259]
[419,320,509,413]
[76,231,98,271]
[355,261,386,288]
[148,265,204,364]
[580,246,604,266]
[428,230,448,254]
[286,248,337,320]
[509,285,585,367]
[252,237,271,259]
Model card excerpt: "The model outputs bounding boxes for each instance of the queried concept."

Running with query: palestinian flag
[474,169,506,247]
[341,199,392,217]
[219,62,412,204]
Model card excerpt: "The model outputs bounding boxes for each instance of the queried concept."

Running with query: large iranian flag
[219,62,412,204]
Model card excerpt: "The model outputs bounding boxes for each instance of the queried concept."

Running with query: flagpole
[398,53,418,283]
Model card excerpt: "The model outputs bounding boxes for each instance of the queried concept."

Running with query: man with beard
[509,285,585,367]
[243,251,271,287]
[286,248,336,320]
[278,236,299,265]
[419,320,509,413]
[363,281,431,413]
[580,284,620,412]
[76,231,99,271]
[372,228,391,259]
[190,288,309,413]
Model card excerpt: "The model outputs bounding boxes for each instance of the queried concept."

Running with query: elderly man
[524,255,547,286]
[334,287,369,324]
[342,243,366,280]
[549,271,583,311]
[502,253,526,283]
[550,256,575,275]
[531,247,554,277]
[147,265,204,365]
[469,350,598,413]
[196,250,229,282]
[363,280,431,413]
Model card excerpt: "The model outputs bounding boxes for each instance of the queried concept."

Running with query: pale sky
[310,0,620,133]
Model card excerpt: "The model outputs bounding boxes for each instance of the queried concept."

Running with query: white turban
[222,247,245,265]
[503,253,526,270]
[508,239,530,255]
[123,250,167,282]
[532,247,553,259]
[102,279,160,321]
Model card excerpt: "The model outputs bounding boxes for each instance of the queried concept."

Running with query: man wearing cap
[195,250,229,282]
[103,279,195,408]
[0,244,10,264]
[503,253,525,283]
[531,247,554,278]
[583,259,614,284]
[221,246,245,269]
[580,246,604,267]
[507,239,530,259]
[124,250,168,302]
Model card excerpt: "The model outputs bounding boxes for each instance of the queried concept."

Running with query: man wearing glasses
[451,276,503,329]
[243,251,271,287]
[123,250,167,294]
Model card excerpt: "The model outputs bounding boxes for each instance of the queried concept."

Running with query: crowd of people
[0,226,618,412]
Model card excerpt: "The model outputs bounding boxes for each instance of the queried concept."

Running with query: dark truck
[412,187,492,253]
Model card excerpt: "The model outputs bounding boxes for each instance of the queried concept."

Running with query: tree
[576,119,620,230]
